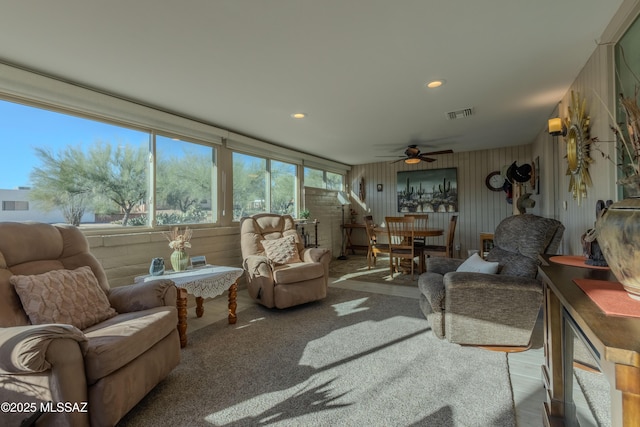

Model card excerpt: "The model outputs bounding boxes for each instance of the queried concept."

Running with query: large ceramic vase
[595,175,640,300]
[170,249,189,272]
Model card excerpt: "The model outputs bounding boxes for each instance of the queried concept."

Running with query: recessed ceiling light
[426,80,445,89]
[291,112,307,119]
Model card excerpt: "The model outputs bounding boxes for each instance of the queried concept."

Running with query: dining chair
[406,214,429,247]
[423,215,458,258]
[385,216,416,279]
[364,215,389,269]
[406,214,429,273]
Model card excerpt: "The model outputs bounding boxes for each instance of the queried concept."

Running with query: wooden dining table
[374,226,444,273]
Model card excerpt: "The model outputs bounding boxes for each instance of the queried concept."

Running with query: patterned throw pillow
[10,266,117,330]
[261,235,301,265]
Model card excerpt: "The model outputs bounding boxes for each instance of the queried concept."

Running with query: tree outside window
[303,167,324,188]
[1,99,220,227]
[155,135,215,225]
[232,154,298,221]
[271,160,296,216]
[303,167,344,190]
[233,153,267,221]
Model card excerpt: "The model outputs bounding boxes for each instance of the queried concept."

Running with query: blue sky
[0,99,149,189]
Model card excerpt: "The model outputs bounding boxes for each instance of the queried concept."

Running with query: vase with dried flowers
[588,49,640,299]
[165,227,192,272]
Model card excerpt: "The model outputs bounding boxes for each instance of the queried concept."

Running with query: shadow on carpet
[118,287,515,427]
[329,254,419,286]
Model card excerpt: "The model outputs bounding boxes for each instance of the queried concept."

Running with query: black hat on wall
[506,161,532,183]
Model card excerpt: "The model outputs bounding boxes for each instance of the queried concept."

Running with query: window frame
[303,167,345,191]
[231,151,299,222]
[0,97,222,232]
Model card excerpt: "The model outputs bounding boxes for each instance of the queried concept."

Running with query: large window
[0,99,149,226]
[232,153,266,220]
[304,167,344,190]
[232,153,297,221]
[0,99,219,227]
[1,93,346,228]
[156,135,216,225]
[271,160,296,216]
[616,14,640,198]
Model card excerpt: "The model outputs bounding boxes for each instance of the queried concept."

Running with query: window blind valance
[0,62,227,145]
[227,132,350,173]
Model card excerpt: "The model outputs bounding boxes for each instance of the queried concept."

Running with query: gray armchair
[418,214,564,347]
[240,214,331,309]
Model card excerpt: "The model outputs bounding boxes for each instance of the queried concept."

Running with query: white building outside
[0,188,93,224]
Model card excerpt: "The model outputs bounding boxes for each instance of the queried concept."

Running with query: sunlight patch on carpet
[331,297,370,316]
[299,316,428,369]
[119,288,515,427]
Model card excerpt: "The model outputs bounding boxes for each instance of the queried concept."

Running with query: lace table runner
[139,265,244,298]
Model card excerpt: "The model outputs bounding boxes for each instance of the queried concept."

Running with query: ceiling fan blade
[421,149,454,156]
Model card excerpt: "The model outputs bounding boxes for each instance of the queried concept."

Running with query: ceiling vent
[446,107,474,120]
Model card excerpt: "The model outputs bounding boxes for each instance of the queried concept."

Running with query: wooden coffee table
[136,265,244,347]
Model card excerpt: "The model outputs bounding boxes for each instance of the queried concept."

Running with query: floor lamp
[337,191,350,260]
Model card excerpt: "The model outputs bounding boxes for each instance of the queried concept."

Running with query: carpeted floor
[574,368,611,427]
[329,253,420,286]
[118,287,516,426]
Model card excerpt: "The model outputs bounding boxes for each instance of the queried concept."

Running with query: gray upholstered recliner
[240,213,331,309]
[0,222,180,427]
[418,214,564,347]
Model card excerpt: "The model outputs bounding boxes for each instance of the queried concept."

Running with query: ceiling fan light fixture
[405,157,421,164]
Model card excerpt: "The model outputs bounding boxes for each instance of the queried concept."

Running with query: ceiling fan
[387,145,454,164]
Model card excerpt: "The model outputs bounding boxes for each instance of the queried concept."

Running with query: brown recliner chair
[240,213,331,309]
[0,222,180,427]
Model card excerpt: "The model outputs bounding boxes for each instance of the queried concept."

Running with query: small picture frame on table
[190,255,207,268]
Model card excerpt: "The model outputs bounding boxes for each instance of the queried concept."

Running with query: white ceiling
[0,1,625,165]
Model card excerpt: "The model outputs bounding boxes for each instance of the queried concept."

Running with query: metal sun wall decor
[397,168,458,213]
[563,91,593,205]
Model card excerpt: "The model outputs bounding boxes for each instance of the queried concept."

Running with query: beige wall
[531,44,619,256]
[303,187,347,257]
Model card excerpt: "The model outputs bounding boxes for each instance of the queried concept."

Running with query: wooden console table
[479,232,494,259]
[538,254,640,426]
[136,265,243,348]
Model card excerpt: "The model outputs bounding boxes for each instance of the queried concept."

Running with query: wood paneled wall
[346,145,533,258]
[531,43,619,256]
